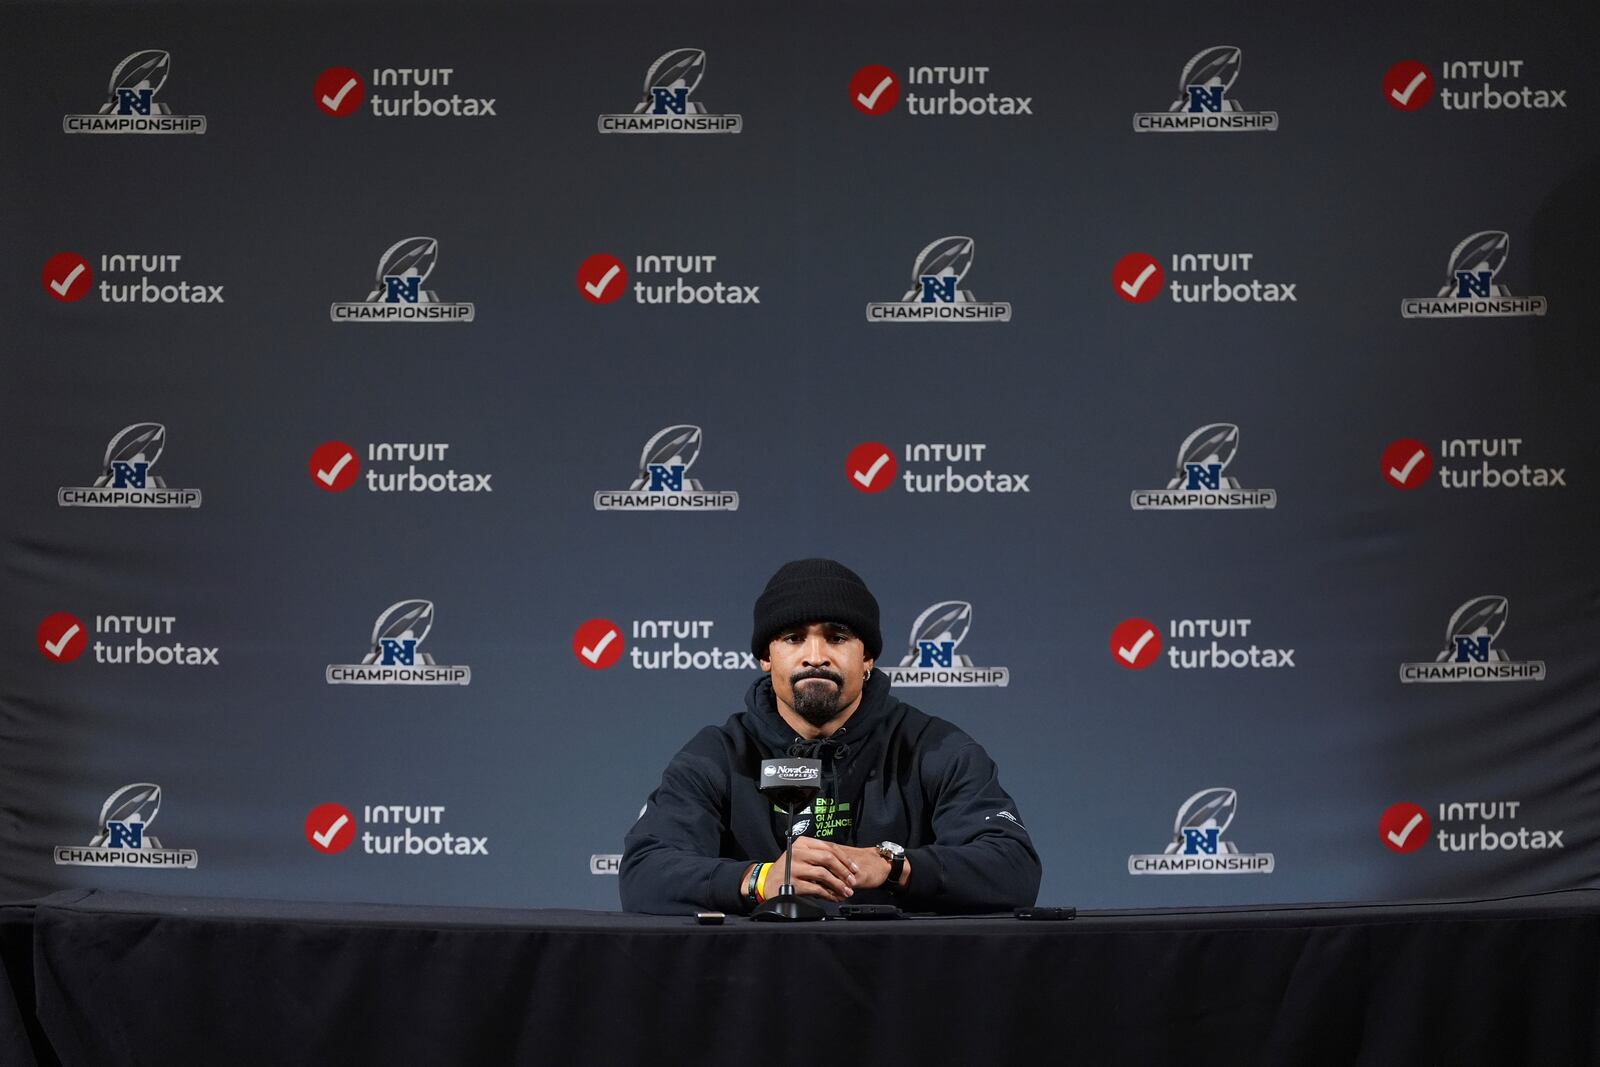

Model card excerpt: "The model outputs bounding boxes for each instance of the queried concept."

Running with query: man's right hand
[767,837,859,902]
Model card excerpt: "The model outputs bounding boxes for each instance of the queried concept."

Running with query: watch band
[886,853,905,890]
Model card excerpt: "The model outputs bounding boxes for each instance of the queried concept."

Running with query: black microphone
[750,758,827,922]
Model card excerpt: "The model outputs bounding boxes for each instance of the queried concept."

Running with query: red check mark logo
[315,68,366,117]
[38,612,89,662]
[1110,618,1162,669]
[850,66,900,115]
[574,618,624,669]
[845,442,897,493]
[577,254,628,304]
[42,253,93,302]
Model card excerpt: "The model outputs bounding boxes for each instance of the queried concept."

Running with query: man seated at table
[621,559,1041,915]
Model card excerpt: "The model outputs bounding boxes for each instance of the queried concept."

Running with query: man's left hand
[834,845,895,890]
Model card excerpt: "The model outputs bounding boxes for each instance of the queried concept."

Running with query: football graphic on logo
[911,236,975,285]
[906,601,973,655]
[638,424,703,473]
[1446,595,1509,643]
[371,599,435,647]
[103,422,166,469]
[108,50,170,97]
[1446,230,1510,280]
[92,782,162,846]
[374,237,439,285]
[1175,423,1240,473]
[644,48,706,95]
[1173,787,1237,835]
[1179,46,1241,92]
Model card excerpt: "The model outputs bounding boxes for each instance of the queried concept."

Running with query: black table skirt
[4,888,1598,1066]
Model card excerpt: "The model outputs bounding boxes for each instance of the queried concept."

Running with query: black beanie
[750,559,882,660]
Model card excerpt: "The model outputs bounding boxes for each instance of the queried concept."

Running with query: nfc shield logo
[64,50,207,134]
[54,782,199,869]
[104,50,171,115]
[883,601,1009,687]
[594,424,740,511]
[639,48,706,115]
[633,424,703,492]
[1175,46,1242,113]
[1444,230,1511,298]
[1130,423,1277,510]
[326,599,472,685]
[900,601,975,669]
[1400,595,1545,683]
[866,237,1012,322]
[330,237,475,322]
[1402,230,1546,318]
[58,422,203,509]
[1128,788,1275,874]
[365,599,435,666]
[1134,46,1278,132]
[598,48,742,133]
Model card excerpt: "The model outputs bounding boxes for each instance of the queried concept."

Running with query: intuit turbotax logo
[37,611,219,667]
[594,424,739,511]
[325,599,471,685]
[64,50,206,134]
[1379,800,1564,856]
[1383,58,1567,114]
[1401,230,1546,319]
[866,237,1011,323]
[576,252,760,306]
[1399,595,1545,683]
[312,64,496,119]
[1132,46,1278,132]
[58,422,201,509]
[1110,615,1294,671]
[844,441,1030,495]
[329,237,475,322]
[572,617,758,671]
[1381,436,1567,492]
[1131,423,1276,510]
[882,601,1009,688]
[597,48,741,134]
[308,440,494,495]
[41,250,224,306]
[305,802,489,857]
[847,62,1032,118]
[1129,788,1274,874]
[54,783,198,869]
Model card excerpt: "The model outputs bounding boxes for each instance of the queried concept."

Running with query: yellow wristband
[756,862,773,902]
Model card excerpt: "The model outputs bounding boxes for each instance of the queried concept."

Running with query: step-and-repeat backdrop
[4,2,1597,910]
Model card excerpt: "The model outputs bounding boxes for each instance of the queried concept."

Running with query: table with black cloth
[0,888,1597,1066]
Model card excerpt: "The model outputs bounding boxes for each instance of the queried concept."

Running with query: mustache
[790,668,844,687]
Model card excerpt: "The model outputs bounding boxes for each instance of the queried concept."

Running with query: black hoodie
[620,671,1041,915]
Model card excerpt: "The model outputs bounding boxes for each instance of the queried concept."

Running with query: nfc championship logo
[58,422,202,509]
[54,783,198,868]
[882,601,1009,687]
[1130,423,1277,510]
[64,50,207,134]
[330,237,476,322]
[1401,230,1547,318]
[1400,595,1545,683]
[1128,788,1274,874]
[597,48,742,134]
[593,424,739,511]
[326,599,472,685]
[1133,46,1278,132]
[866,237,1012,323]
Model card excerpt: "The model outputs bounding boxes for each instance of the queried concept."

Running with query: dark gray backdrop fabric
[2,2,1596,911]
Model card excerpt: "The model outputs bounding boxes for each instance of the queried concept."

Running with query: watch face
[878,841,904,859]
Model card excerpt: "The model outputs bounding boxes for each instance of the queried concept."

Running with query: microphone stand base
[750,893,827,922]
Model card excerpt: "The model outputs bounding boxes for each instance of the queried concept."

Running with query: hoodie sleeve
[619,730,750,915]
[901,735,1041,912]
